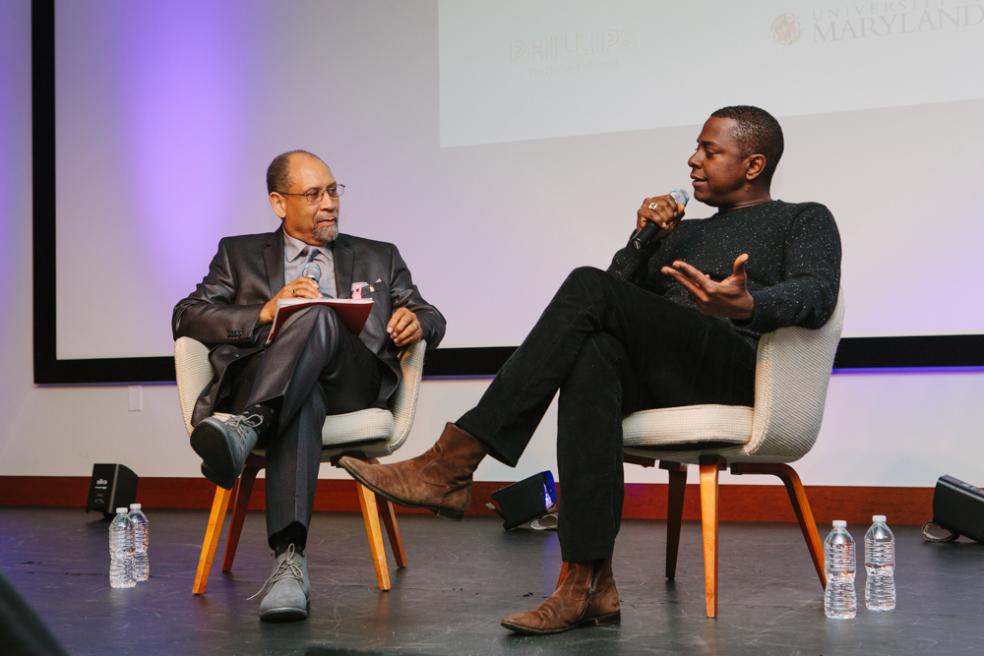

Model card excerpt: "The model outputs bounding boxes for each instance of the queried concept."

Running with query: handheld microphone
[631,188,689,251]
[301,262,321,286]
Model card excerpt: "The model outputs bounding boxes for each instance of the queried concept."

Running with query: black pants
[457,267,756,562]
[225,306,383,547]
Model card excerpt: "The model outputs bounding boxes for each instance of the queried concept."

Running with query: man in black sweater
[340,106,841,634]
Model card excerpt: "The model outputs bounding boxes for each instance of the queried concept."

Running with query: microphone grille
[669,188,690,207]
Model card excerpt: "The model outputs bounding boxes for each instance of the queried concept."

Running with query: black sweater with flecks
[610,200,841,343]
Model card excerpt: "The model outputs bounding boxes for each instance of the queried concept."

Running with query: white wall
[2,0,982,489]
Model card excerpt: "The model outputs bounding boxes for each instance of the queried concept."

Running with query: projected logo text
[777,0,984,44]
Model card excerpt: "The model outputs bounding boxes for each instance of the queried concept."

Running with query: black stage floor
[1,507,982,655]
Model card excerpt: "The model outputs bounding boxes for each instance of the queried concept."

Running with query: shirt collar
[282,230,331,262]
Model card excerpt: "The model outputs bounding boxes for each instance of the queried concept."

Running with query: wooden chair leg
[365,458,407,570]
[356,482,391,591]
[624,453,657,468]
[193,485,233,595]
[698,456,724,618]
[221,464,260,573]
[731,462,826,589]
[661,461,688,580]
[377,495,408,569]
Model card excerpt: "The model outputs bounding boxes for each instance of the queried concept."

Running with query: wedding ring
[648,202,659,211]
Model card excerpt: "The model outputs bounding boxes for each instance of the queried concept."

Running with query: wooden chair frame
[192,455,407,595]
[177,338,427,597]
[626,455,825,618]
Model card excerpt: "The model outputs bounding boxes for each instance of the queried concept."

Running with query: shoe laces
[247,544,303,600]
[227,413,264,445]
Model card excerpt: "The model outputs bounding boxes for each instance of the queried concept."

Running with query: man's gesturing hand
[258,276,321,325]
[387,307,422,347]
[661,254,755,320]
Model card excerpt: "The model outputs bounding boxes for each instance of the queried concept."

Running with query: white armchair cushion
[320,408,394,447]
[174,337,214,435]
[622,404,752,448]
[174,337,426,459]
[621,290,844,464]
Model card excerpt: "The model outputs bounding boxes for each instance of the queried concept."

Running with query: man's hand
[661,254,755,320]
[636,194,686,239]
[258,276,321,325]
[387,307,422,347]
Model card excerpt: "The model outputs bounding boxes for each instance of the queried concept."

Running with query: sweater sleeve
[743,203,842,333]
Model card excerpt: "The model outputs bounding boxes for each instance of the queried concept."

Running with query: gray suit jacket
[172,228,446,425]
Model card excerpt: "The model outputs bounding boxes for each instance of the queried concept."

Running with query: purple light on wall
[0,0,30,291]
[111,1,257,291]
[833,366,984,376]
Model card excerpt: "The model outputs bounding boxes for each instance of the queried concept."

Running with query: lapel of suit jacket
[333,234,354,299]
[263,229,286,296]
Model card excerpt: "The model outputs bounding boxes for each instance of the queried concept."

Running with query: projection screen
[34,0,984,382]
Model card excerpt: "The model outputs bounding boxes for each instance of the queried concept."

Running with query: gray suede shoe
[252,544,310,622]
[190,412,265,489]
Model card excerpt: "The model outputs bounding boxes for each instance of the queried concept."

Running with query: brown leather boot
[500,558,620,635]
[338,423,487,520]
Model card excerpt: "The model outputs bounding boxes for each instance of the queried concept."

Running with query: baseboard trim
[0,475,933,526]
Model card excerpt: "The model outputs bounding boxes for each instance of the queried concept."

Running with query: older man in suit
[172,150,445,621]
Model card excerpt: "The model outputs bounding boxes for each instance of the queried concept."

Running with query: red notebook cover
[266,298,374,344]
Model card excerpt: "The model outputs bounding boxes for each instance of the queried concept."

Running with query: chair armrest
[174,337,214,436]
[743,289,845,460]
[382,340,426,454]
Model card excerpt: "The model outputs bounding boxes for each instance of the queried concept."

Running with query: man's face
[271,154,339,245]
[687,117,752,207]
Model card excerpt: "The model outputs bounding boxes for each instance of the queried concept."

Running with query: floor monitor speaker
[85,463,138,518]
[932,475,984,543]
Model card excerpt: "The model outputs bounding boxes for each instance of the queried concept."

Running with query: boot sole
[501,610,621,635]
[201,464,235,490]
[259,600,310,623]
[339,461,465,521]
[191,420,238,489]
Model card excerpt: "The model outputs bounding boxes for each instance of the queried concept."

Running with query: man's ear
[744,153,767,182]
[269,192,287,219]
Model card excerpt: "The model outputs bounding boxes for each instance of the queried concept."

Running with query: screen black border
[31,0,984,384]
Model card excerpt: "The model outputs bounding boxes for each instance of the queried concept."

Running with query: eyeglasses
[276,184,346,205]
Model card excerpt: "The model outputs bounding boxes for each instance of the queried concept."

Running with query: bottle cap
[832,519,847,528]
[116,507,128,514]
[130,503,142,510]
[872,514,886,523]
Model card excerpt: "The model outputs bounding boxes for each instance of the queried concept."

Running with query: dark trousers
[457,267,756,562]
[225,306,382,547]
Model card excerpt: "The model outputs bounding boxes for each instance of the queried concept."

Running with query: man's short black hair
[266,149,325,194]
[710,105,784,183]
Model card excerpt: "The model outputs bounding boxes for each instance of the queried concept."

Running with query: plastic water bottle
[129,503,150,582]
[864,514,896,611]
[109,507,135,588]
[823,519,856,619]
